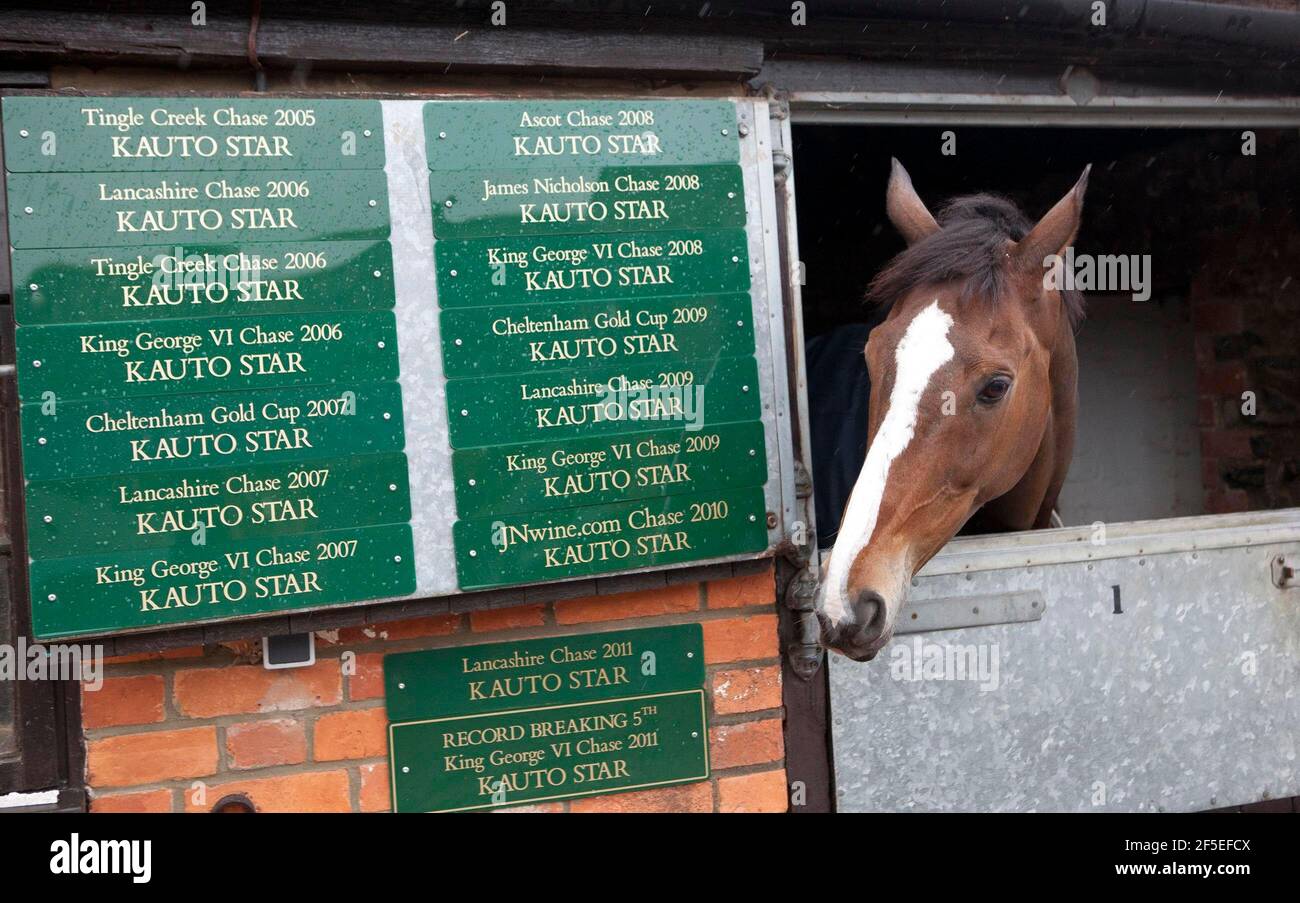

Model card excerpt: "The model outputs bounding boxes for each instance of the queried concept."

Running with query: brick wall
[81,563,787,813]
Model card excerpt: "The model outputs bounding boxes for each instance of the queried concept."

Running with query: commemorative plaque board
[385,624,708,812]
[427,98,770,590]
[3,95,779,639]
[4,97,416,639]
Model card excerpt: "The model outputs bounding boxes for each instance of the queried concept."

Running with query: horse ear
[1012,164,1092,274]
[886,158,940,245]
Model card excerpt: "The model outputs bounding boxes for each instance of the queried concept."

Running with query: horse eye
[977,376,1012,404]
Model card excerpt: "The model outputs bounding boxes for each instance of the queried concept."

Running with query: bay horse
[816,159,1090,662]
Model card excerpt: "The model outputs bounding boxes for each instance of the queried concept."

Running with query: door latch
[1272,555,1297,589]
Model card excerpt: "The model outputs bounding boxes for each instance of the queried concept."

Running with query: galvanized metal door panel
[829,512,1300,811]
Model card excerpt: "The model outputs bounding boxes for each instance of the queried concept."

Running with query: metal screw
[460,409,468,416]
[445,200,453,208]
[29,283,38,292]
[394,555,402,563]
[43,515,52,523]
[363,129,372,137]
[373,270,382,278]
[377,341,385,349]
[738,124,750,137]
[398,682,406,689]
[368,199,377,207]
[24,206,33,214]
[748,514,756,522]
[47,594,56,601]
[32,360,41,368]
[388,484,397,491]
[19,129,29,137]
[383,412,391,420]
[721,129,729,136]
[468,478,476,486]
[455,338,463,346]
[450,269,458,277]
[469,549,477,557]
[742,385,750,392]
[38,437,46,445]
[438,131,447,139]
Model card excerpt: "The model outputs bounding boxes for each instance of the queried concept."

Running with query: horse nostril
[853,589,888,635]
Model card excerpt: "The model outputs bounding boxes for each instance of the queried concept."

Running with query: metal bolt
[766,512,778,529]
[383,412,391,420]
[748,449,756,456]
[377,341,385,349]
[368,199,377,207]
[388,484,397,491]
[47,594,56,601]
[468,478,476,486]
[373,270,382,278]
[738,124,750,137]
[394,555,402,563]
[469,549,477,557]
[455,338,463,346]
[742,385,750,392]
[398,682,406,689]
[445,199,453,208]
[19,129,29,137]
[38,437,46,445]
[29,283,38,292]
[450,269,458,277]
[460,409,468,416]
[24,206,33,214]
[32,360,41,368]
[363,129,372,137]
[721,129,729,136]
[43,515,52,523]
[402,766,410,774]
[748,514,756,522]
[439,131,447,139]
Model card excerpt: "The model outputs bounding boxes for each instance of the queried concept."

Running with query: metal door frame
[769,79,1300,812]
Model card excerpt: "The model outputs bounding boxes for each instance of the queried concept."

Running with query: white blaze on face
[820,300,955,625]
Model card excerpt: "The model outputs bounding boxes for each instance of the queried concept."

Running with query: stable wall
[82,563,786,813]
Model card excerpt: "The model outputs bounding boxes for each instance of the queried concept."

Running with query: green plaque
[440,292,754,377]
[2,97,385,171]
[6,170,391,249]
[452,421,768,518]
[453,486,768,589]
[385,624,709,812]
[30,522,416,640]
[425,100,739,170]
[20,381,406,481]
[389,690,708,812]
[431,164,745,238]
[17,311,399,401]
[10,240,395,326]
[25,452,411,558]
[384,624,705,722]
[446,355,761,449]
[434,228,750,308]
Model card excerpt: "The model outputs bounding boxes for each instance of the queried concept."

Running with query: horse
[814,159,1090,662]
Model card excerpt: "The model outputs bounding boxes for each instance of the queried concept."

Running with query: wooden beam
[0,10,764,80]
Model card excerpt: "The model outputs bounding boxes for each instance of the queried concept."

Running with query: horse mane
[866,192,1086,330]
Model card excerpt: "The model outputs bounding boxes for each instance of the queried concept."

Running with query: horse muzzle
[816,588,894,661]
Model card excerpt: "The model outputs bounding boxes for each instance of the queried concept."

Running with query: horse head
[817,159,1090,662]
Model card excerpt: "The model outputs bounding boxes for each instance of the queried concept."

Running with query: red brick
[702,614,779,664]
[184,770,350,813]
[314,707,388,761]
[90,789,173,813]
[1191,300,1243,334]
[718,769,788,813]
[359,762,391,813]
[712,665,783,715]
[1206,489,1251,514]
[225,718,307,770]
[81,674,165,729]
[173,661,341,717]
[104,646,204,665]
[348,652,385,701]
[87,726,218,788]
[471,603,546,632]
[570,781,712,813]
[1197,362,1247,396]
[1199,429,1254,460]
[709,719,784,770]
[706,567,775,609]
[338,615,459,643]
[555,584,698,625]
